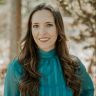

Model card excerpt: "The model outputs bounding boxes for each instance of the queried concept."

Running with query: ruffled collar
[38,48,56,58]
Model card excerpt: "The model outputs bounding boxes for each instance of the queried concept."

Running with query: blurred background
[0,0,96,96]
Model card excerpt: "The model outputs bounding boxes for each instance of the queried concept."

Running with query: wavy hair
[18,3,81,96]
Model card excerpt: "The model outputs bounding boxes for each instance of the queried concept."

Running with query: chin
[39,46,51,51]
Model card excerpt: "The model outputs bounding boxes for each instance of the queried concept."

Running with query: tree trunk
[8,0,21,60]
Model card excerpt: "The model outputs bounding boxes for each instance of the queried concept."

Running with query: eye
[47,23,53,27]
[32,25,39,28]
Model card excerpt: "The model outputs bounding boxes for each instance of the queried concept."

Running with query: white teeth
[40,38,48,40]
[39,38,49,41]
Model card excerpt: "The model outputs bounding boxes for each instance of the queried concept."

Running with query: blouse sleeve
[76,58,94,96]
[4,59,20,96]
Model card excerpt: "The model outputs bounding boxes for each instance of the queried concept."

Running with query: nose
[39,26,46,35]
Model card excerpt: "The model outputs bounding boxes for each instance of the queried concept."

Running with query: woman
[4,3,94,96]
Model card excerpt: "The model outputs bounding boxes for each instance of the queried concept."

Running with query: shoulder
[7,58,23,73]
[7,58,24,83]
[72,56,94,91]
[70,55,86,74]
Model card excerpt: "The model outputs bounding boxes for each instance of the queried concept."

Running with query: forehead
[32,9,55,23]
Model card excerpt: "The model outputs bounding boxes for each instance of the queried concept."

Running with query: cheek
[32,30,38,38]
[50,32,58,42]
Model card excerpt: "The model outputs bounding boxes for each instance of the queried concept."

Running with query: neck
[39,47,55,52]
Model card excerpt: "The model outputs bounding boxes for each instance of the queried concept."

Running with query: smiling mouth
[39,38,50,42]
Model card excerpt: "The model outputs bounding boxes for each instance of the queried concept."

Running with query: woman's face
[31,9,57,51]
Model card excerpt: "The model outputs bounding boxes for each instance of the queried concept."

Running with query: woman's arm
[4,59,20,96]
[77,58,94,96]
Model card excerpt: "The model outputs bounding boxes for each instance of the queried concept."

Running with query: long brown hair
[18,3,81,96]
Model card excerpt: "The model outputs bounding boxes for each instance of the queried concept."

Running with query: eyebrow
[32,23,38,25]
[32,22,54,24]
[46,22,54,23]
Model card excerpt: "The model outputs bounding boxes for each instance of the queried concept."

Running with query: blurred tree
[0,0,6,4]
[57,0,96,65]
[9,0,22,60]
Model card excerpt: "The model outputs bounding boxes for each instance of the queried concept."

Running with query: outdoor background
[0,0,96,96]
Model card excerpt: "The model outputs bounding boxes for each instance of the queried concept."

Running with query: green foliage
[57,0,96,64]
[0,0,6,4]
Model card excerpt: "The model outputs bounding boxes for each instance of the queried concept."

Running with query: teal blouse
[4,49,94,96]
